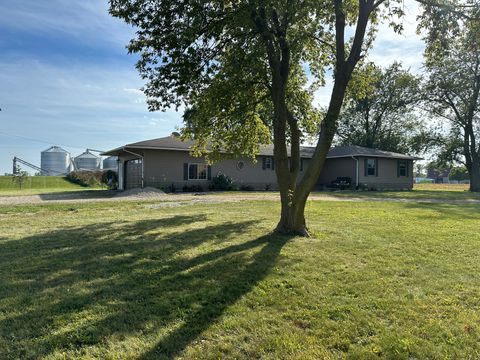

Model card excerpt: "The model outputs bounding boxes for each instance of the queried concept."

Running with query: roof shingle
[103,136,421,160]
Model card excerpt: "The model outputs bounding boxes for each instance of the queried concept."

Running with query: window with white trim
[188,163,208,180]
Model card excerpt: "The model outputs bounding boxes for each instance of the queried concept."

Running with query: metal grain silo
[102,156,118,171]
[40,146,71,175]
[74,150,101,171]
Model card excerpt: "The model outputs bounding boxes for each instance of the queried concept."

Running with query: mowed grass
[0,176,101,196]
[1,200,480,359]
[313,183,480,201]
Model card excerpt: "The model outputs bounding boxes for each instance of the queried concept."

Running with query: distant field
[208,183,478,202]
[0,176,101,195]
[308,182,478,201]
[414,183,470,191]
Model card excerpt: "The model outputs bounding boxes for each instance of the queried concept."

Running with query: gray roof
[75,151,100,159]
[42,146,69,154]
[102,136,421,160]
[325,145,422,160]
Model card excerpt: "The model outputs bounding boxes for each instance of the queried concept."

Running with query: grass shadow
[0,213,290,359]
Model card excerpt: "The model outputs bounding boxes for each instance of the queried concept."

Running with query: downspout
[123,148,145,188]
[351,156,359,189]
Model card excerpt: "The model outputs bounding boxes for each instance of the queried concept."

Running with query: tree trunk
[276,191,309,236]
[255,0,374,237]
[470,163,480,192]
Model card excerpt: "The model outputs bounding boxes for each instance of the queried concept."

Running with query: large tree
[336,62,426,153]
[110,0,403,235]
[419,1,480,191]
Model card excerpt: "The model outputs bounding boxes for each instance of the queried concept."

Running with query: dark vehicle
[331,177,352,190]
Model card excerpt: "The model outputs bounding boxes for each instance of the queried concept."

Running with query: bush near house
[209,174,237,191]
[67,170,117,189]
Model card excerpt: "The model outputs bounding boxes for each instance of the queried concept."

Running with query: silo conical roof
[42,146,69,153]
[75,151,99,159]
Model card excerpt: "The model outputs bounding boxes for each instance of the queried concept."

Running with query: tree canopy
[110,0,407,234]
[336,62,428,154]
[419,0,480,191]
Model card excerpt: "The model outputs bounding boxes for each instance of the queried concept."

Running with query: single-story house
[102,135,422,191]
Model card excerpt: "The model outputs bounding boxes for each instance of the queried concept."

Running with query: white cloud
[0,60,182,172]
[124,88,144,95]
[314,0,425,108]
[0,0,134,47]
[367,0,425,72]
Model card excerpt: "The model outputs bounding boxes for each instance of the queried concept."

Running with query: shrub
[12,168,28,189]
[164,183,176,193]
[209,173,236,191]
[67,171,104,187]
[101,170,118,189]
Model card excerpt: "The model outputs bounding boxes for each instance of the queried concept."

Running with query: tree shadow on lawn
[0,214,291,359]
[38,189,115,201]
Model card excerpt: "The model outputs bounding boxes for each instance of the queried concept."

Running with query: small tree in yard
[12,166,28,189]
[110,0,407,235]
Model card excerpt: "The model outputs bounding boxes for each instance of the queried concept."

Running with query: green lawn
[0,176,101,196]
[209,184,479,202]
[312,183,479,201]
[319,189,480,201]
[1,200,480,359]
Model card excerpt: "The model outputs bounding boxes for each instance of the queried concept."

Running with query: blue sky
[0,0,424,174]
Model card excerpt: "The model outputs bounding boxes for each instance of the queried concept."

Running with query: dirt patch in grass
[114,186,166,198]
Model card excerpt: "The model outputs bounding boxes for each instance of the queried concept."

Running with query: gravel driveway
[1,187,479,206]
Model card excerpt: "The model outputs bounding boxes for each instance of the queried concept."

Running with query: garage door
[125,158,142,189]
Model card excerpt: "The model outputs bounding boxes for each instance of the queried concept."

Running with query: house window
[265,157,272,169]
[366,158,376,176]
[262,156,275,170]
[188,163,208,180]
[398,160,408,177]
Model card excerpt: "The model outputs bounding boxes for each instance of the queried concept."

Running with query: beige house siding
[140,149,280,190]
[316,158,356,188]
[116,148,414,191]
[215,157,279,190]
[358,157,413,190]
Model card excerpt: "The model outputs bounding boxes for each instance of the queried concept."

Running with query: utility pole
[13,157,18,175]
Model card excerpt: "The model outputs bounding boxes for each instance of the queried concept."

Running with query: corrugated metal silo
[74,151,101,171]
[102,156,118,171]
[40,146,71,176]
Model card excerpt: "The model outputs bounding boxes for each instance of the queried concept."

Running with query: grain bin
[102,156,118,171]
[74,150,101,171]
[40,146,71,175]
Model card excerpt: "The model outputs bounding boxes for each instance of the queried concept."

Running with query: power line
[0,131,88,150]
